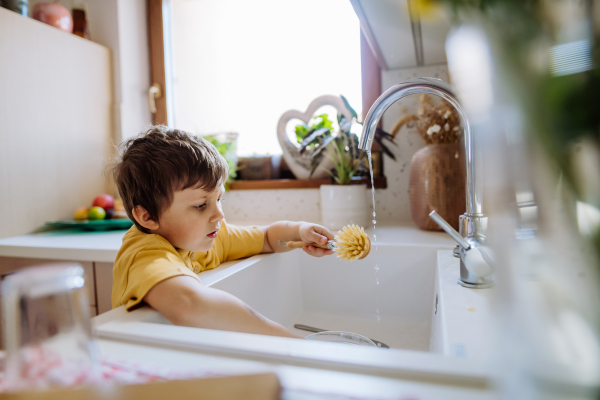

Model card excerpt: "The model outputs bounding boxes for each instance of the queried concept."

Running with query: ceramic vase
[320,184,368,231]
[409,143,465,231]
[32,3,73,33]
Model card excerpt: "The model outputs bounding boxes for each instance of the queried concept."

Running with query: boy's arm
[144,275,300,338]
[261,221,335,257]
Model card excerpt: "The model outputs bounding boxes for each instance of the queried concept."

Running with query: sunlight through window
[169,0,362,156]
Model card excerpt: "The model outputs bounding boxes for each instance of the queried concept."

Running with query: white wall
[0,8,113,238]
[28,0,152,143]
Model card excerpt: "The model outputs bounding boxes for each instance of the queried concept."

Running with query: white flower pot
[320,184,368,231]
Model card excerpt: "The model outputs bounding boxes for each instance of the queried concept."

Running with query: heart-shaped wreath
[277,95,353,180]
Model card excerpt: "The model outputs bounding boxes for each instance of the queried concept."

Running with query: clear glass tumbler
[1,264,100,392]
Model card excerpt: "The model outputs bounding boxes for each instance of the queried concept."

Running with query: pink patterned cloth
[0,347,222,393]
[0,348,419,400]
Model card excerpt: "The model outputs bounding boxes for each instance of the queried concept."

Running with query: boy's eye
[194,203,207,210]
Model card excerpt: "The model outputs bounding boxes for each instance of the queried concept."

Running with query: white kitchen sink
[93,227,494,387]
[208,245,438,351]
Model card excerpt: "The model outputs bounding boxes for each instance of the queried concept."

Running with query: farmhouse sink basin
[124,244,442,351]
[208,245,438,351]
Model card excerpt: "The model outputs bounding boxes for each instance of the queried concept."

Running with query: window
[168,0,362,156]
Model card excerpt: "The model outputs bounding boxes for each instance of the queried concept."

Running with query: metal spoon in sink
[293,324,390,349]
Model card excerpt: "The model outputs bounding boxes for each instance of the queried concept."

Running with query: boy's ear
[132,205,160,231]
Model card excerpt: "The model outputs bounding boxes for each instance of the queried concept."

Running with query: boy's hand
[299,222,335,257]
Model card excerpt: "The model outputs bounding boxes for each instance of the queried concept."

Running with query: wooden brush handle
[284,241,330,250]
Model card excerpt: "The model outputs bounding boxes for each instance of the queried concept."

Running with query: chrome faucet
[358,77,494,288]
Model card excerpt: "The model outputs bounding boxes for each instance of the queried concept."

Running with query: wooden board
[229,176,387,190]
[0,373,281,400]
[148,0,168,125]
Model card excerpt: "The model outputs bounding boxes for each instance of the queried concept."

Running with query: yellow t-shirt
[111,220,264,311]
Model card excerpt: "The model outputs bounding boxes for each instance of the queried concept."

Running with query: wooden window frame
[148,0,168,125]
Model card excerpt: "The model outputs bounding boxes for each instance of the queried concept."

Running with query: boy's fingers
[303,246,334,257]
[312,225,335,241]
[306,230,328,245]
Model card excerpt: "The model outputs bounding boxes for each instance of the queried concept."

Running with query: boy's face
[154,184,225,252]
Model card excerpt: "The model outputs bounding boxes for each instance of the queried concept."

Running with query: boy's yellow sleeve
[219,222,264,262]
[115,248,200,312]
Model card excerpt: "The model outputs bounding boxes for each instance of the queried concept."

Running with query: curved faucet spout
[359,77,492,288]
[358,77,479,217]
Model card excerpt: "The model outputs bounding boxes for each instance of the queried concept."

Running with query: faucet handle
[428,211,470,250]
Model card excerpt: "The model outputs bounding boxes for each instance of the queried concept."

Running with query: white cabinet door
[94,262,114,315]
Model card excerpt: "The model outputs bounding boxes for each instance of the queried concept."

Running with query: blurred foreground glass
[437,0,600,398]
[1,264,99,392]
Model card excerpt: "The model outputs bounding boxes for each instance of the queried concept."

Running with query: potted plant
[277,95,397,180]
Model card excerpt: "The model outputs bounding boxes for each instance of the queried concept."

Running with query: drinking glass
[1,264,100,392]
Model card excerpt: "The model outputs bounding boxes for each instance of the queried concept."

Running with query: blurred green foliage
[203,134,238,190]
[432,0,600,261]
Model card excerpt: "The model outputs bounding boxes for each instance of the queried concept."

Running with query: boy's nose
[210,204,225,222]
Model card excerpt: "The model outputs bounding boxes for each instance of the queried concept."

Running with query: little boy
[108,126,334,338]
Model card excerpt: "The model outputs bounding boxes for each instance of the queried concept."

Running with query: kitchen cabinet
[94,261,114,315]
[0,257,115,317]
[350,0,452,69]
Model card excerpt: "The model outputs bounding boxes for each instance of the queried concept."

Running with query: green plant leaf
[378,139,397,161]
[310,134,336,159]
[312,114,333,130]
[299,127,332,154]
[295,125,312,144]
[375,128,397,145]
[340,94,358,119]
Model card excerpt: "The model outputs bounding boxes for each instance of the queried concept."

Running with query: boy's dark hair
[108,125,229,233]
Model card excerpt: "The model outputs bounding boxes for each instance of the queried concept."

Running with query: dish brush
[278,224,371,261]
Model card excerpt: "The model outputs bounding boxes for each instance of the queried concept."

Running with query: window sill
[229,176,387,190]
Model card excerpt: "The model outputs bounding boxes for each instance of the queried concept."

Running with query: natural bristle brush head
[333,224,371,262]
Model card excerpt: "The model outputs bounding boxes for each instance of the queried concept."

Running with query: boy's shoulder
[116,226,179,264]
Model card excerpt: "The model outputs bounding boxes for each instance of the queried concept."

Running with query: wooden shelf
[229,176,387,190]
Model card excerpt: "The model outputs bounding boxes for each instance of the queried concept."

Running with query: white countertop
[0,228,126,262]
[96,337,494,399]
[0,221,455,263]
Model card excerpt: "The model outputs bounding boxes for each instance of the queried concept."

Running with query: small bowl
[304,331,377,347]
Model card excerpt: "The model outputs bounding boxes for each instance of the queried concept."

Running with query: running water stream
[366,151,377,240]
[366,151,381,326]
